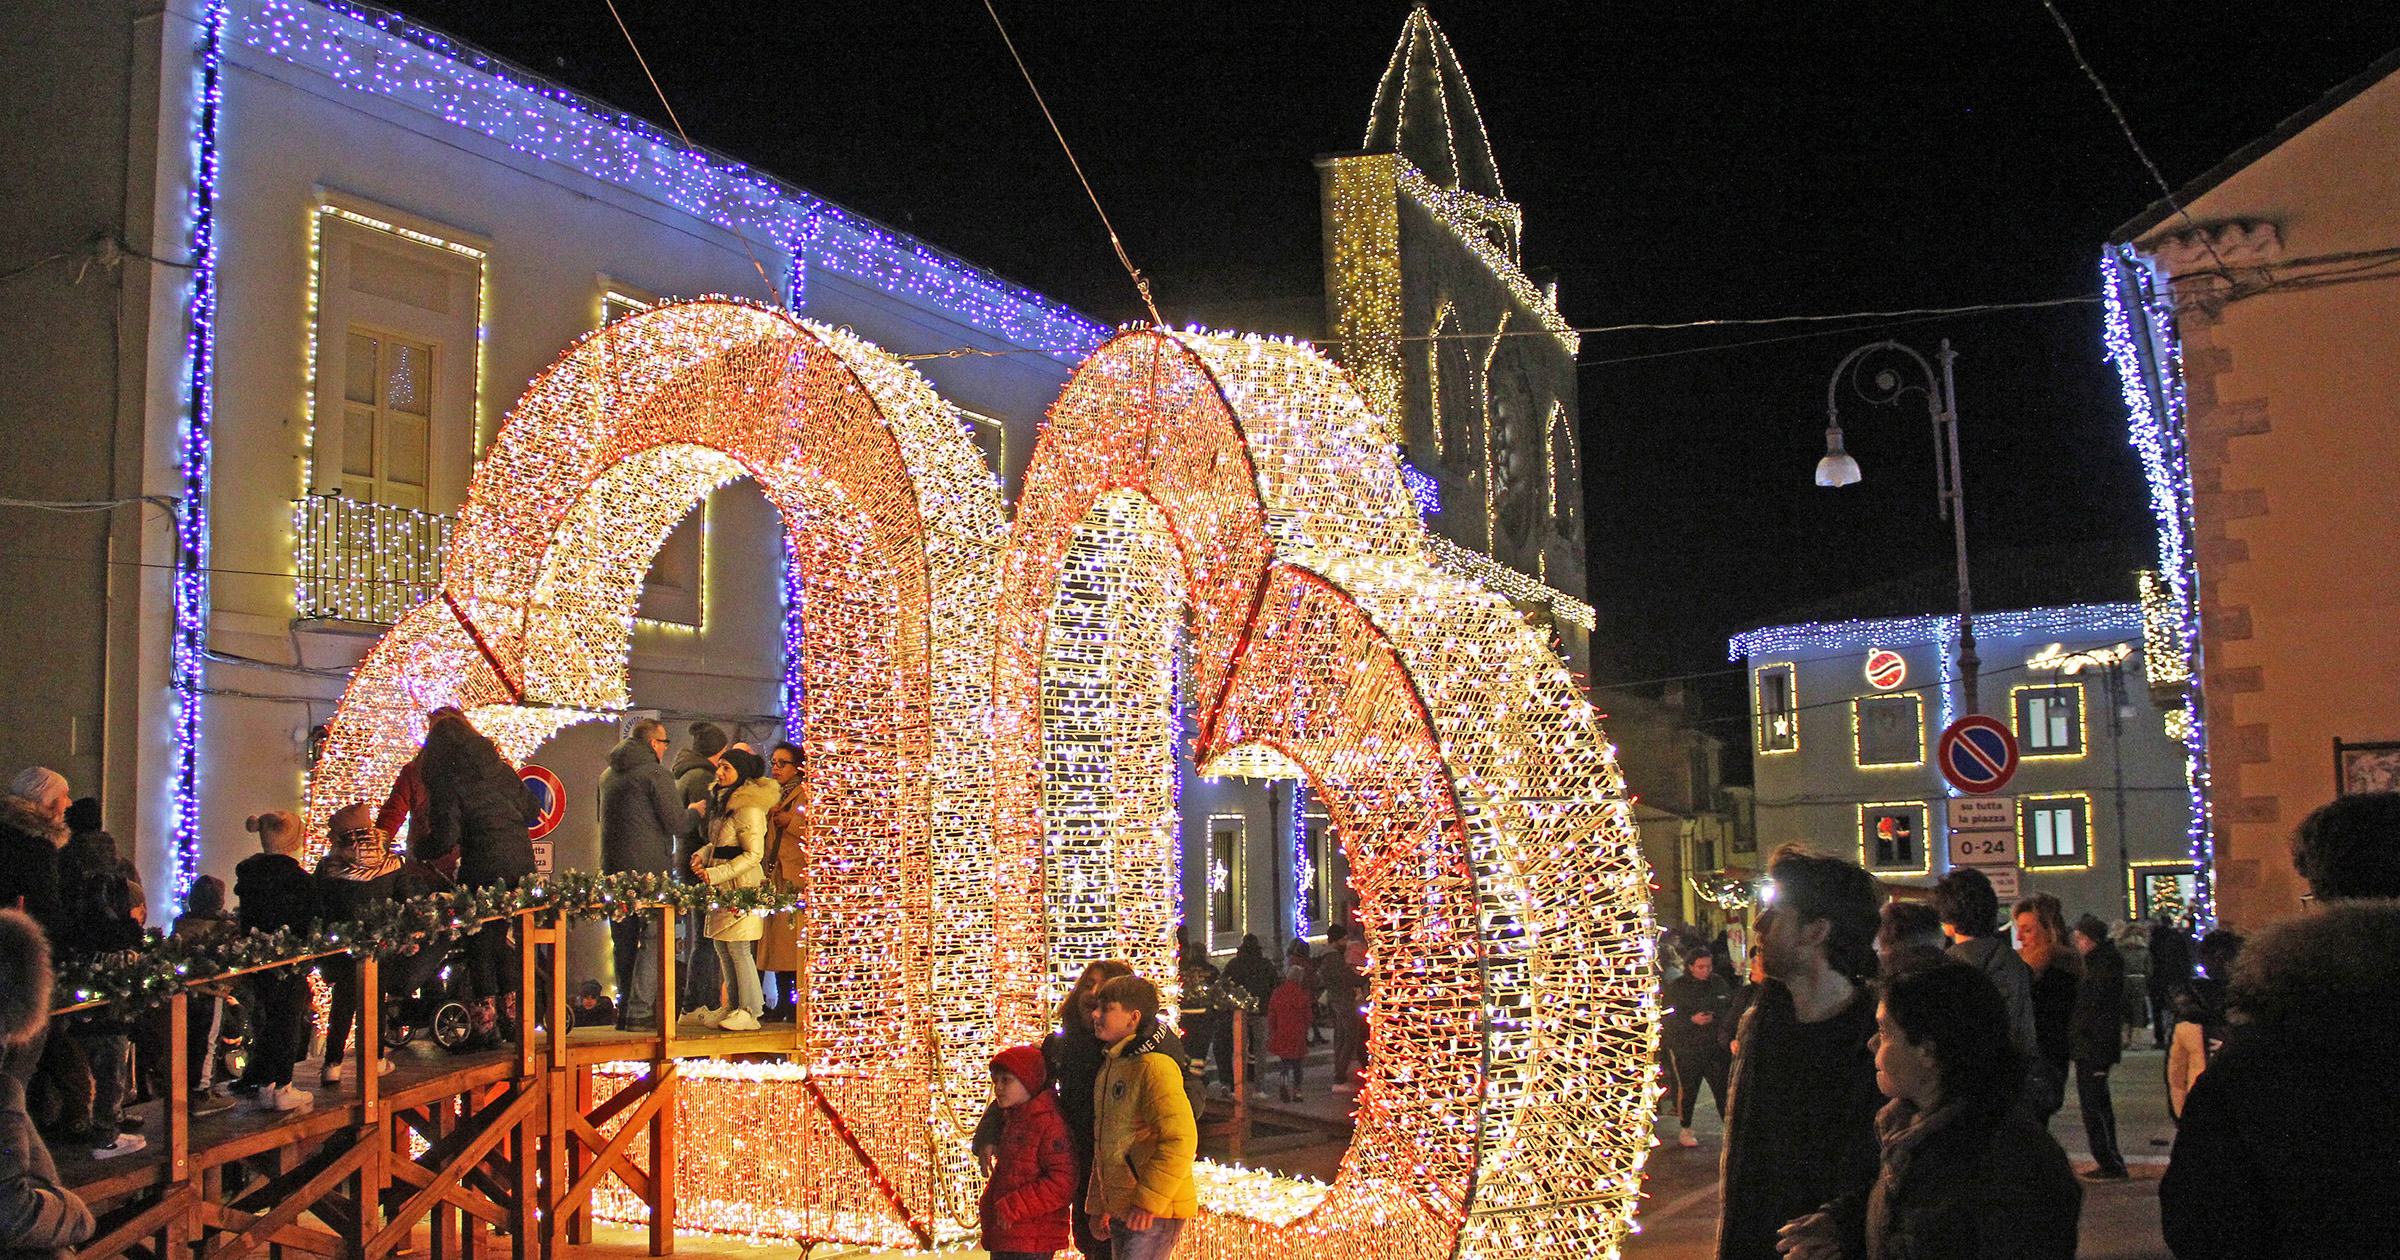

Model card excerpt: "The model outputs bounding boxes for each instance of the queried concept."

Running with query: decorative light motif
[312,307,1650,1258]
[1727,604,2142,663]
[2103,251,2214,926]
[169,0,229,907]
[2025,641,2132,673]
[1292,778,1314,938]
[1422,534,1595,630]
[1399,461,1441,516]
[238,0,1106,359]
[994,328,1652,1259]
[292,492,452,624]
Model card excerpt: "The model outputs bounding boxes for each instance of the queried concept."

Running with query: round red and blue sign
[1864,648,1907,690]
[520,764,565,841]
[1937,716,2019,795]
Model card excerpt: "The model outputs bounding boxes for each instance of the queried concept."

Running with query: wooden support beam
[551,1066,672,1222]
[206,1130,378,1260]
[195,1203,341,1257]
[366,1086,539,1260]
[79,1186,196,1260]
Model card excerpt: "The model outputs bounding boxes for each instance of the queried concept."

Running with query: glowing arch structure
[995,329,1655,1259]
[310,305,1653,1257]
[305,299,1009,1227]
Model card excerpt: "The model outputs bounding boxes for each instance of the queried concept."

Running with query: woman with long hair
[684,748,775,1032]
[1780,963,2081,1260]
[417,712,538,1047]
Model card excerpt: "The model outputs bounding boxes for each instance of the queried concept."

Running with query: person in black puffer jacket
[234,811,320,1113]
[53,832,149,1159]
[417,713,538,1046]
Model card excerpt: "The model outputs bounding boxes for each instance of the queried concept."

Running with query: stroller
[382,926,476,1051]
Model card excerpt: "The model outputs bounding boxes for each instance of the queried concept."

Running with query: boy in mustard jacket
[1084,974,1197,1258]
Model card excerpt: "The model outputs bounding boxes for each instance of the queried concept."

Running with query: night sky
[389,0,2400,760]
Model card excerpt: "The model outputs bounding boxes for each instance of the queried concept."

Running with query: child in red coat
[1268,964,1315,1101]
[980,1043,1076,1260]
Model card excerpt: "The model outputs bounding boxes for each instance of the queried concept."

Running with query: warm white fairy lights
[313,305,1650,1258]
[997,326,1653,1260]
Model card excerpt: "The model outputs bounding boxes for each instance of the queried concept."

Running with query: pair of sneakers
[321,1058,394,1086]
[679,1006,762,1032]
[91,1130,147,1160]
[251,1084,315,1113]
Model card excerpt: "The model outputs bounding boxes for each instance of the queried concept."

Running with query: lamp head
[1815,425,1862,488]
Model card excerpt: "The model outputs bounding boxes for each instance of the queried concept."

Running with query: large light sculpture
[310,303,1653,1257]
[995,329,1654,1258]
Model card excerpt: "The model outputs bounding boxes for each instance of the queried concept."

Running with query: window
[308,202,485,513]
[339,330,433,509]
[2016,684,2085,756]
[1854,694,1923,767]
[2022,796,2090,869]
[2134,865,2196,922]
[1299,811,1337,936]
[1860,803,1927,872]
[1756,664,1797,752]
[635,499,706,628]
[1209,815,1246,943]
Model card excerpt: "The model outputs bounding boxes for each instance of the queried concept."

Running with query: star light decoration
[310,303,1653,1258]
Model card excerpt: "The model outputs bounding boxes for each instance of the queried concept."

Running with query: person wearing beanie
[234,811,319,1113]
[0,908,96,1258]
[314,804,402,1087]
[2069,913,2129,1180]
[979,1043,1074,1260]
[3,768,70,850]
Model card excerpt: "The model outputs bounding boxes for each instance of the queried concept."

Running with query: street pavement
[1626,1047,2181,1259]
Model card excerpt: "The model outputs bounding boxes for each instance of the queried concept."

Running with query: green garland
[55,870,804,1015]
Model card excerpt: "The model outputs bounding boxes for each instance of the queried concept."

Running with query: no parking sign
[1937,716,2019,795]
[520,764,564,872]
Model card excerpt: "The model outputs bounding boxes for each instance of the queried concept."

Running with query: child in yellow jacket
[1083,974,1196,1258]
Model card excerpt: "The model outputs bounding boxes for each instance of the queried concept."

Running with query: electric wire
[597,0,779,303]
[979,0,1164,327]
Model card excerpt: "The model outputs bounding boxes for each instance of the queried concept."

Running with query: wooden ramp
[53,906,903,1260]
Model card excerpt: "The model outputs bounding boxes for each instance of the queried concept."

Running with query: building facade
[1315,7,1593,679]
[2104,49,2400,930]
[0,0,1102,919]
[1734,601,2203,924]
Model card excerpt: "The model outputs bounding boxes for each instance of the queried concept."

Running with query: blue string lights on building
[239,0,1109,360]
[169,0,230,906]
[2103,249,2216,928]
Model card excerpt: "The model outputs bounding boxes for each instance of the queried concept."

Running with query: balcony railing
[294,493,452,625]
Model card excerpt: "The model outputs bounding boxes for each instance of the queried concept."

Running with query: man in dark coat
[599,720,684,1027]
[2068,914,2127,1179]
[2146,919,2193,1049]
[1716,846,1885,1260]
[2159,899,2400,1257]
[1932,868,2038,1062]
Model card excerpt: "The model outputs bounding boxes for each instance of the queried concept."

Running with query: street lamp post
[1816,337,1980,714]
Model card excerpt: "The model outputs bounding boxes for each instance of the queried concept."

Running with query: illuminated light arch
[994,328,1654,1259]
[305,298,1007,1231]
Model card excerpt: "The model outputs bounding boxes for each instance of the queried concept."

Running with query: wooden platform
[47,906,837,1260]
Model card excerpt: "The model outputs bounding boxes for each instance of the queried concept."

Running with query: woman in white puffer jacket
[685,747,777,1032]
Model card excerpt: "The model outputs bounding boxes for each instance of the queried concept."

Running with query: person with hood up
[682,748,774,1032]
[234,811,319,1112]
[2159,902,2400,1256]
[3,770,69,851]
[2068,913,2128,1180]
[0,908,95,1260]
[417,713,538,1047]
[1083,975,1196,1259]
[979,1043,1075,1260]
[314,804,402,1086]
[599,719,685,1028]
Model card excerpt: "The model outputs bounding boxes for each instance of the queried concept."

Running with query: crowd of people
[1677,789,2400,1260]
[2,704,2392,1260]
